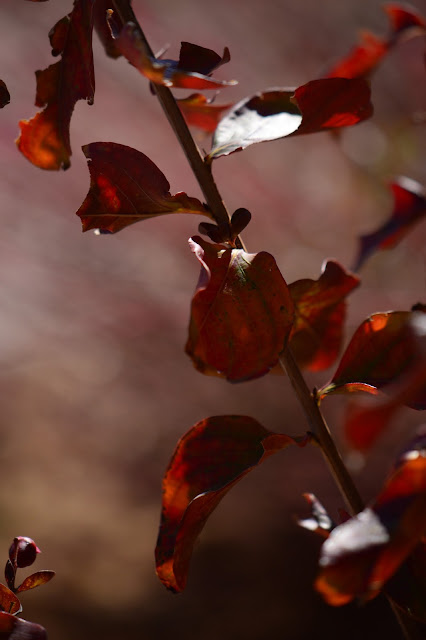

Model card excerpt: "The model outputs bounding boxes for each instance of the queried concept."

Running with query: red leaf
[319,310,426,409]
[177,94,233,133]
[289,260,360,371]
[0,80,10,108]
[353,177,426,271]
[17,0,95,170]
[112,23,237,89]
[0,583,21,615]
[93,0,123,59]
[208,78,372,160]
[316,431,426,608]
[0,613,46,640]
[186,236,295,382]
[385,3,426,36]
[76,142,210,233]
[178,42,231,76]
[326,31,389,79]
[155,415,307,592]
[298,493,334,539]
[16,570,55,593]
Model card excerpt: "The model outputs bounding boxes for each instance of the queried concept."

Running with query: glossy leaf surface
[353,178,426,271]
[17,0,95,170]
[0,613,46,640]
[156,415,306,592]
[0,583,21,615]
[16,570,55,593]
[208,78,372,159]
[113,23,237,89]
[177,93,233,132]
[0,80,10,108]
[289,260,360,371]
[319,311,426,409]
[316,432,426,608]
[77,142,209,233]
[186,236,294,381]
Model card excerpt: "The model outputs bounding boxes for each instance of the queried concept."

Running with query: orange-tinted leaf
[208,78,372,160]
[16,570,55,593]
[156,415,307,592]
[316,431,426,607]
[186,236,295,382]
[93,0,122,59]
[177,94,233,133]
[319,310,426,409]
[17,0,95,170]
[298,493,334,539]
[353,177,426,271]
[0,613,46,640]
[326,31,389,79]
[0,80,10,108]
[385,3,426,36]
[0,583,21,615]
[112,23,237,89]
[76,142,210,233]
[289,260,360,371]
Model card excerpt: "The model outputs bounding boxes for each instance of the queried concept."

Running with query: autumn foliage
[3,0,426,638]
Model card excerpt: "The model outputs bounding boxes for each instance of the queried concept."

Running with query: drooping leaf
[0,80,10,108]
[93,0,123,59]
[155,415,307,592]
[186,236,295,382]
[325,3,426,79]
[16,570,55,593]
[76,142,210,233]
[17,0,95,170]
[112,23,237,89]
[319,310,426,409]
[208,78,372,160]
[316,430,426,609]
[0,613,46,640]
[353,178,426,271]
[289,260,360,371]
[298,493,334,539]
[177,93,233,133]
[0,583,21,615]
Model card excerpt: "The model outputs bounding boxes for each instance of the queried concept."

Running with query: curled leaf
[289,260,360,371]
[155,415,307,592]
[77,142,210,233]
[208,78,372,160]
[177,93,233,133]
[17,0,95,170]
[186,236,294,382]
[93,0,123,59]
[113,23,237,89]
[316,431,426,608]
[353,177,426,271]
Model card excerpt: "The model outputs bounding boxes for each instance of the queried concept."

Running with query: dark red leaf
[289,260,360,371]
[112,23,237,89]
[0,81,10,108]
[177,93,233,133]
[316,431,426,608]
[76,142,210,233]
[0,584,21,615]
[155,415,307,592]
[230,208,251,239]
[186,236,295,382]
[208,78,372,160]
[319,310,426,409]
[386,539,426,623]
[93,0,123,59]
[178,42,230,76]
[17,0,95,170]
[0,613,46,640]
[298,493,334,539]
[353,177,426,271]
[16,570,55,593]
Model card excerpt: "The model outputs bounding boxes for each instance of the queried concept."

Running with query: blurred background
[0,0,425,638]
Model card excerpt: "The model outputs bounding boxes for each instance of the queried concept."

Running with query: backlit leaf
[16,570,55,593]
[155,415,307,592]
[17,0,95,170]
[0,583,21,615]
[208,78,372,160]
[112,23,237,89]
[177,94,233,133]
[385,3,426,36]
[0,613,46,640]
[0,80,10,108]
[353,177,426,271]
[316,431,426,608]
[289,260,360,371]
[298,493,334,539]
[319,310,426,409]
[76,142,210,233]
[186,236,294,382]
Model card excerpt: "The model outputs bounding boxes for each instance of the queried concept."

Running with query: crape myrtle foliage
[6,0,426,624]
[0,537,54,639]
